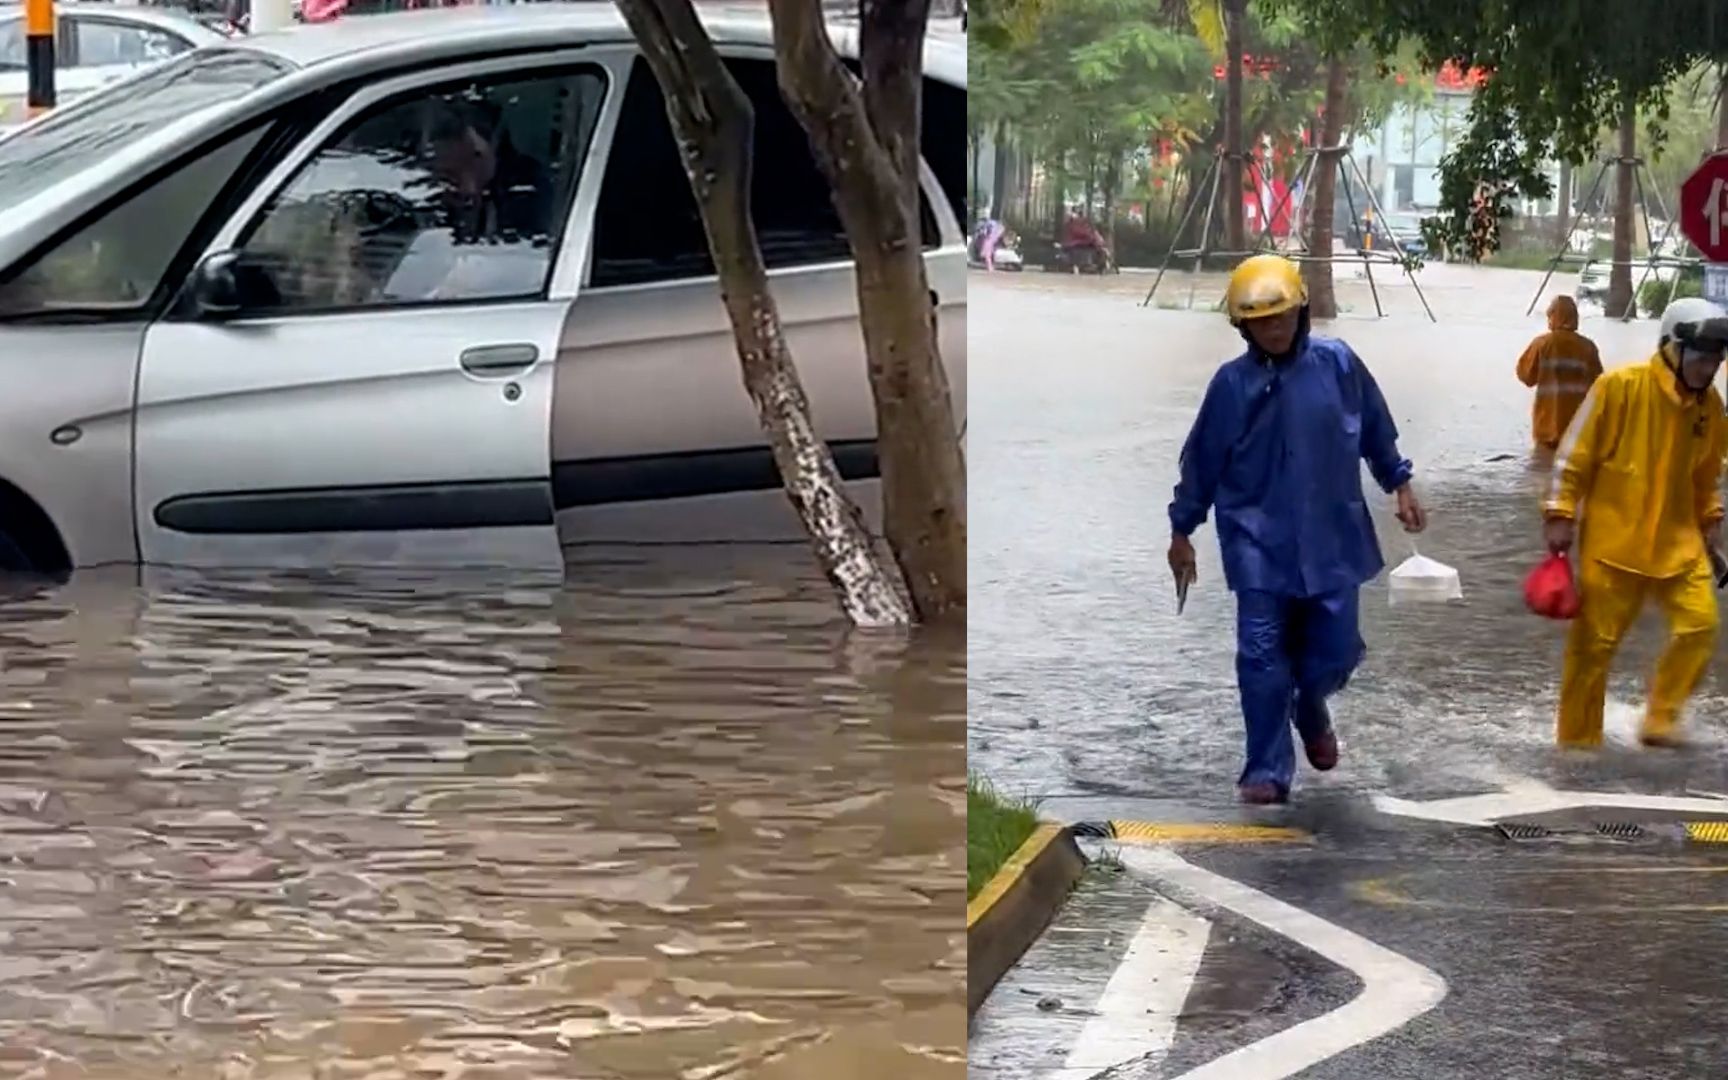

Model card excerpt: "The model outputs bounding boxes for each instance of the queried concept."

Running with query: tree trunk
[1303,56,1349,320]
[1222,0,1246,253]
[614,0,910,628]
[1556,160,1572,243]
[991,119,1009,218]
[1717,64,1728,152]
[1606,96,1637,319]
[1101,152,1119,246]
[768,0,967,623]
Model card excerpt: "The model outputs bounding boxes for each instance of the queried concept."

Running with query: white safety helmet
[1660,296,1728,348]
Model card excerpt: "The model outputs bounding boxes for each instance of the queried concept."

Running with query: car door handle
[460,343,539,377]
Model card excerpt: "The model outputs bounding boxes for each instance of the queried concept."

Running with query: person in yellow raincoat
[1543,297,1728,748]
[1517,295,1602,450]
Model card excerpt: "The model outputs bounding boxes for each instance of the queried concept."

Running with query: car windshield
[0,47,289,209]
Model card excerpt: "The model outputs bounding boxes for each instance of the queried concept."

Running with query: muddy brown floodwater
[0,547,963,1078]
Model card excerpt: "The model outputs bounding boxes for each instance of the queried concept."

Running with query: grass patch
[968,773,1040,901]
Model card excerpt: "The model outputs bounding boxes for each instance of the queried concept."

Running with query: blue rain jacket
[1169,332,1413,598]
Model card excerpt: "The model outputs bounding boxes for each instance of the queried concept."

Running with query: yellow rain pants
[1547,351,1728,747]
[1558,555,1718,747]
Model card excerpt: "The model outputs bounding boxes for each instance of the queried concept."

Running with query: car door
[134,51,619,570]
[552,54,966,544]
[0,113,281,571]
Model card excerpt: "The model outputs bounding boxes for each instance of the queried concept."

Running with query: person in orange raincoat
[1517,295,1602,451]
[1543,298,1728,749]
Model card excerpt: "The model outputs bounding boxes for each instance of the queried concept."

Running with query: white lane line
[1121,847,1447,1080]
[1373,786,1728,827]
[1059,895,1210,1077]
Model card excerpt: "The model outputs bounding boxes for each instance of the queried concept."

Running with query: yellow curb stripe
[967,821,1064,931]
[1685,821,1728,843]
[1108,821,1311,845]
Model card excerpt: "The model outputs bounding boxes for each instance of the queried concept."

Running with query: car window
[590,58,940,290]
[0,49,290,211]
[0,19,22,71]
[74,19,192,68]
[233,66,605,313]
[0,124,268,318]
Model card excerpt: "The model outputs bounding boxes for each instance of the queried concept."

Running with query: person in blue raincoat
[1167,254,1427,805]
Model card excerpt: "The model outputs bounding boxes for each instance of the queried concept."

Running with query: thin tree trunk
[614,0,909,627]
[1303,56,1348,320]
[1556,160,1572,243]
[1101,151,1119,246]
[991,119,1009,217]
[1717,64,1728,152]
[1222,0,1246,253]
[768,0,967,623]
[1607,96,1637,319]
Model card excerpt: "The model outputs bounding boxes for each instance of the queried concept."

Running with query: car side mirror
[189,250,244,319]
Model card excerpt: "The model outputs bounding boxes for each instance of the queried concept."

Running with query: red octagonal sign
[1681,153,1728,262]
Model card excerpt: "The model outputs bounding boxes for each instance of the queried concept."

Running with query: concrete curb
[966,821,1087,1018]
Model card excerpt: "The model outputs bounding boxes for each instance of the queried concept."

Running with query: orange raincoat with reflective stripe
[1517,296,1603,448]
[1545,352,1727,580]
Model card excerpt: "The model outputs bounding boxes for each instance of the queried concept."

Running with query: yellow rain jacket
[1517,296,1602,448]
[1545,351,1727,580]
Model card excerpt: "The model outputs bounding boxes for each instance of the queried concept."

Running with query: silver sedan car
[0,4,968,573]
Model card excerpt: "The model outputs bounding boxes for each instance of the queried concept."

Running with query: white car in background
[0,4,223,132]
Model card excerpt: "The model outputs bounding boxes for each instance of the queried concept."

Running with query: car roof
[237,2,965,85]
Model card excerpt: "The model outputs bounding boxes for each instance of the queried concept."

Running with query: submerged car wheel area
[0,5,968,572]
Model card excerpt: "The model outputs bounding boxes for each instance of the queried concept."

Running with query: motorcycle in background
[1048,239,1116,275]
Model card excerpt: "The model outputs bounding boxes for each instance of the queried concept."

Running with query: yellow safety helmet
[1225,254,1307,323]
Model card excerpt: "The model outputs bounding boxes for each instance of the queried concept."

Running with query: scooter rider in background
[1543,297,1728,749]
[1167,254,1426,805]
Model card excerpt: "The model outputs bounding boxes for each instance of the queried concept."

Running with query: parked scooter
[968,222,1024,271]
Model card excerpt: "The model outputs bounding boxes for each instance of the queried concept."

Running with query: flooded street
[968,267,1728,1079]
[969,265,1728,808]
[0,550,963,1077]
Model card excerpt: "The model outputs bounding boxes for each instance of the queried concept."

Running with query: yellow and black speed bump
[1071,820,1310,846]
[1684,821,1728,844]
[1491,818,1728,848]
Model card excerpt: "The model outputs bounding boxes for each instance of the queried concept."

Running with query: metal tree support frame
[1140,143,1436,322]
[1526,154,1701,321]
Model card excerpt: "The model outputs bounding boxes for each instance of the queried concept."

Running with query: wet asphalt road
[968,266,1728,1077]
[0,550,964,1077]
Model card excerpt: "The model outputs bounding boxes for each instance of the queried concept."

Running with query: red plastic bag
[1524,553,1581,620]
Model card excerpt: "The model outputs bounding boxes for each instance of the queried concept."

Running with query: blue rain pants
[1236,587,1365,793]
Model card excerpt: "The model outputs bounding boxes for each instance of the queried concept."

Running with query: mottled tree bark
[767,0,968,624]
[1607,97,1636,319]
[1303,56,1349,320]
[614,0,910,628]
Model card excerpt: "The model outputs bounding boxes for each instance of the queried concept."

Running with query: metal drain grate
[1070,821,1115,839]
[1595,821,1644,840]
[1496,822,1553,840]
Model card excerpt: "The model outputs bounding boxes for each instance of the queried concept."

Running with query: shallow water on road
[0,549,963,1077]
[969,269,1728,810]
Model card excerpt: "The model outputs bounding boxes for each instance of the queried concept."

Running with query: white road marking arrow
[1112,847,1446,1080]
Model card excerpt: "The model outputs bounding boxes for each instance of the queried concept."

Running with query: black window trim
[209,58,614,324]
[582,52,956,295]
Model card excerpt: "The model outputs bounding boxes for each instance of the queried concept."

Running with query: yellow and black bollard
[25,0,54,119]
